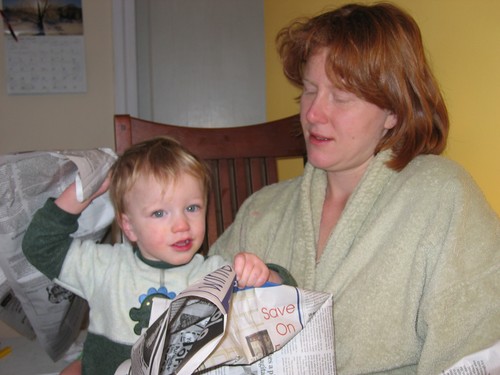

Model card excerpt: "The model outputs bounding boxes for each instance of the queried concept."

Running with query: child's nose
[172,214,190,232]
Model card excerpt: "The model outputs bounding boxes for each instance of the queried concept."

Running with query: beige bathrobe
[209,150,500,375]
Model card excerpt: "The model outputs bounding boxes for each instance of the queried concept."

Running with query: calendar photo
[2,0,83,37]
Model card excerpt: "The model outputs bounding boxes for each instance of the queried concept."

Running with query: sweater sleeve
[22,198,80,280]
[267,263,297,286]
[209,189,298,287]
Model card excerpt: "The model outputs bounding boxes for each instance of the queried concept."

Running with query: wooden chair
[114,114,307,254]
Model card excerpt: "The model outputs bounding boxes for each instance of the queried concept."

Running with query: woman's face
[300,48,396,176]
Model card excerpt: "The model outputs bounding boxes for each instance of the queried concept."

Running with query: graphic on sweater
[130,286,176,335]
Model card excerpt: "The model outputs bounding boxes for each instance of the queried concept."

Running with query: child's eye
[152,210,165,218]
[186,204,201,213]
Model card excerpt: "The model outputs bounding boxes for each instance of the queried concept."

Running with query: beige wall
[0,2,115,340]
[0,1,498,215]
[265,0,500,216]
[0,1,115,154]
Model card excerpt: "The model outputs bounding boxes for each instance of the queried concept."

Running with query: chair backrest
[114,114,307,253]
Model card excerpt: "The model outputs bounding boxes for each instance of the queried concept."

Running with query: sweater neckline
[306,150,396,290]
[133,246,177,269]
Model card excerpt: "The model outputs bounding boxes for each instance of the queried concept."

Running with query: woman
[209,3,500,374]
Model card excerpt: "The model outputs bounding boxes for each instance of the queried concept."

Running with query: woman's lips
[308,132,332,144]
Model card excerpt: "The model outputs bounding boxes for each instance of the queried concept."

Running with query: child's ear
[118,213,138,242]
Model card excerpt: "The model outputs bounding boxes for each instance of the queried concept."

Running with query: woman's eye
[334,93,350,102]
[333,96,348,103]
[332,89,354,103]
[152,210,165,218]
[302,86,316,96]
[301,81,317,95]
[186,204,200,213]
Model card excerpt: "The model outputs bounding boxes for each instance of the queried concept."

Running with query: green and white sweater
[22,199,228,375]
[209,150,500,375]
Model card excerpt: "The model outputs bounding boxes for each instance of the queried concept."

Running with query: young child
[22,136,284,375]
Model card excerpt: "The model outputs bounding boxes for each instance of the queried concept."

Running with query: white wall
[136,0,266,126]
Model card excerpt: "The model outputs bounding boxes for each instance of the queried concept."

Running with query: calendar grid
[5,35,87,95]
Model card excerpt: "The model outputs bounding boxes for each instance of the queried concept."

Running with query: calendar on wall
[1,0,86,95]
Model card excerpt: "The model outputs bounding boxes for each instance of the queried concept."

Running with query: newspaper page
[441,340,500,375]
[201,293,334,375]
[63,149,116,202]
[0,148,116,360]
[0,271,35,339]
[117,265,335,375]
[200,286,335,375]
[126,265,234,375]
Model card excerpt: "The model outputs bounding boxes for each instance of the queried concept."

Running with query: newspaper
[442,340,500,375]
[116,265,336,375]
[0,148,117,360]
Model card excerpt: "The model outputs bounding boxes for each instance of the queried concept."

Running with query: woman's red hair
[276,3,449,170]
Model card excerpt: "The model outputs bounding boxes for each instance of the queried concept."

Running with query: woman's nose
[303,95,327,125]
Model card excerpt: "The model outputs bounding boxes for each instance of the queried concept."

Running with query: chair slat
[217,159,234,234]
[233,159,250,208]
[249,158,265,192]
[264,157,278,185]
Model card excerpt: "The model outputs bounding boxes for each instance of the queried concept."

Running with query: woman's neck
[316,161,370,261]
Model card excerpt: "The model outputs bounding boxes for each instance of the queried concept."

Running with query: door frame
[112,0,138,116]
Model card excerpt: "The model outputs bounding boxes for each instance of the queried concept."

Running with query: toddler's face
[120,172,206,265]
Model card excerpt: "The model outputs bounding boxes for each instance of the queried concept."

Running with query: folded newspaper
[115,265,336,375]
[441,340,500,375]
[0,148,116,360]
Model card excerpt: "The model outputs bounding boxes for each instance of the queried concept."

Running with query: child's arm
[22,178,110,280]
[233,252,282,288]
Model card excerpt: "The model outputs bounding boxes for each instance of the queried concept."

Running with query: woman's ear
[385,111,398,130]
[118,213,138,242]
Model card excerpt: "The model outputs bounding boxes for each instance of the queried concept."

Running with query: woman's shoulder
[396,154,489,204]
[404,154,475,183]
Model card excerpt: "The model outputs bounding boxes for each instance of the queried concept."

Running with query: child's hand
[233,252,281,288]
[55,175,111,215]
[90,175,111,200]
